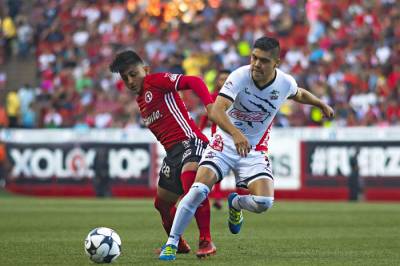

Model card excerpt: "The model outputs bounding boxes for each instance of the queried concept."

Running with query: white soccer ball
[84,227,121,263]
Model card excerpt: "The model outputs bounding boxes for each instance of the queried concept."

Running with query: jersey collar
[252,70,277,91]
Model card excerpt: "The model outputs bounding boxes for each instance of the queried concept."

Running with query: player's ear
[274,58,281,68]
[143,65,150,74]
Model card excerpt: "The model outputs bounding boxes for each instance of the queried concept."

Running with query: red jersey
[137,73,211,150]
[198,91,218,135]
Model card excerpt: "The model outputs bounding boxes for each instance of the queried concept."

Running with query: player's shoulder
[227,65,251,85]
[145,73,182,85]
[231,65,251,78]
[275,68,297,86]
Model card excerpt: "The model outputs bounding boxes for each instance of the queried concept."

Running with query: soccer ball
[84,227,121,263]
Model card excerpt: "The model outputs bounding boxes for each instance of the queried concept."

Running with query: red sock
[154,196,175,236]
[213,182,223,200]
[181,171,211,241]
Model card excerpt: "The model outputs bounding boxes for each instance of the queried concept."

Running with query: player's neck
[253,70,277,90]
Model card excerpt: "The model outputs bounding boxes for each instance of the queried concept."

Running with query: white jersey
[217,65,298,151]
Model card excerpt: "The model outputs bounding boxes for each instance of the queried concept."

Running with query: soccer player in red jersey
[109,50,216,258]
[198,70,230,210]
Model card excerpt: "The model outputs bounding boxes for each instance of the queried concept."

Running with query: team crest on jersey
[270,90,279,100]
[165,73,179,82]
[145,91,153,103]
[210,134,224,152]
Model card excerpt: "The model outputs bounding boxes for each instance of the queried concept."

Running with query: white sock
[166,182,210,247]
[233,195,274,213]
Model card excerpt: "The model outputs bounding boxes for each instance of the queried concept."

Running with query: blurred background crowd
[0,0,399,129]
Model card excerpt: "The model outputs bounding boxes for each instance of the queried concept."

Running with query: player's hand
[321,104,334,119]
[232,131,251,157]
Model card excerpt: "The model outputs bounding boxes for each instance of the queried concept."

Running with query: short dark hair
[109,50,144,73]
[253,37,280,58]
[219,69,231,75]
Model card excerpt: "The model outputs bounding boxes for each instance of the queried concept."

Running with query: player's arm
[177,76,213,115]
[209,96,251,157]
[197,114,209,131]
[291,87,334,119]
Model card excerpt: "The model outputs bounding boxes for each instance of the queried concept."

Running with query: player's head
[250,37,280,85]
[215,69,230,91]
[109,50,149,94]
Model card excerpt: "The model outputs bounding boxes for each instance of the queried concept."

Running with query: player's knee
[253,196,274,213]
[182,182,210,209]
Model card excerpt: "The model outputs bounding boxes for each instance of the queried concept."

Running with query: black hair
[109,50,144,73]
[219,69,231,75]
[253,37,280,58]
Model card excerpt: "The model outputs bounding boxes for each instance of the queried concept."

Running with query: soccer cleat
[227,192,243,234]
[154,237,191,254]
[196,239,217,258]
[177,238,191,253]
[159,244,177,261]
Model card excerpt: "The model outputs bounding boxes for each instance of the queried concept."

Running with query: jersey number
[161,162,171,178]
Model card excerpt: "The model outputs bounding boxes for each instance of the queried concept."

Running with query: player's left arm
[291,87,335,119]
[177,76,214,114]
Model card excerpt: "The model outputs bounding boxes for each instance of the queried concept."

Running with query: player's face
[120,64,149,94]
[250,48,280,85]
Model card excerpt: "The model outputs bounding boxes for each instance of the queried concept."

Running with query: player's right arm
[209,96,251,157]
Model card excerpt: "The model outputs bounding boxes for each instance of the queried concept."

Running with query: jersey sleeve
[147,73,183,92]
[218,69,243,102]
[286,75,299,99]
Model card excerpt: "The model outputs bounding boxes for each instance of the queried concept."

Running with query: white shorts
[199,134,274,189]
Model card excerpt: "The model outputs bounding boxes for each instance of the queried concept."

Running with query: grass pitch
[1,190,399,266]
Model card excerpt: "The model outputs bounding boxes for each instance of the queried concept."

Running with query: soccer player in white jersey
[159,36,334,260]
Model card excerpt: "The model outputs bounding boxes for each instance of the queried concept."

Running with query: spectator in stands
[5,89,20,127]
[1,0,399,128]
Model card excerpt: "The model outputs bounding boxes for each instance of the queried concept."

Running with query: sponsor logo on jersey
[164,73,179,82]
[205,151,216,159]
[182,149,192,161]
[145,91,153,103]
[229,108,269,122]
[143,110,161,126]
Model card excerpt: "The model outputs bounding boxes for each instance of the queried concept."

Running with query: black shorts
[158,138,208,195]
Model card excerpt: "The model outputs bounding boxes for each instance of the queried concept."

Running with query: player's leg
[160,166,218,260]
[227,152,274,234]
[212,182,223,210]
[231,178,274,213]
[160,136,232,260]
[180,163,216,258]
[180,164,211,242]
[154,186,191,254]
[154,186,179,235]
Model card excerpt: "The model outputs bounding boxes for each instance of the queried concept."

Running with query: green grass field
[1,190,400,266]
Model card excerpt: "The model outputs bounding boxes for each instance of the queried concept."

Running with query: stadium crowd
[1,0,399,129]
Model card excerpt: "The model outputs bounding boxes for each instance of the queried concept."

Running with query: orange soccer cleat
[177,237,191,254]
[196,238,217,258]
